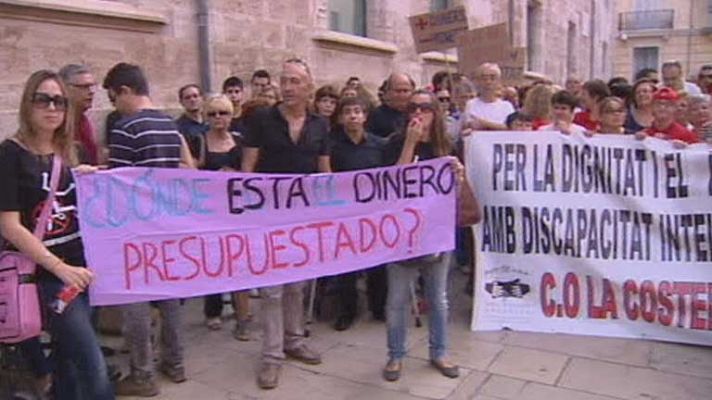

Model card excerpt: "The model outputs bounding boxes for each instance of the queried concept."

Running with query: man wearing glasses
[462,63,515,132]
[59,64,100,165]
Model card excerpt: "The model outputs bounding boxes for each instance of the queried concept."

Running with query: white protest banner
[466,132,712,346]
[409,6,468,53]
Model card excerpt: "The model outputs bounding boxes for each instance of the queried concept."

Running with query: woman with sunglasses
[0,70,113,399]
[381,89,462,382]
[194,95,253,340]
[597,97,629,135]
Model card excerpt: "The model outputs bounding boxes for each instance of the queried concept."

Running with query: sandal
[430,358,460,378]
[382,359,402,382]
[206,317,222,330]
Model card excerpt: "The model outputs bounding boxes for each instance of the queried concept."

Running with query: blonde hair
[523,84,554,120]
[203,94,234,117]
[476,63,502,78]
[598,96,625,114]
[15,70,77,165]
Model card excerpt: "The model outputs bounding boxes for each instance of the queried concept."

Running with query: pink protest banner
[74,157,456,306]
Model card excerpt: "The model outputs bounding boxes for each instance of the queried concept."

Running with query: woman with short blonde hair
[196,94,253,340]
[522,84,554,129]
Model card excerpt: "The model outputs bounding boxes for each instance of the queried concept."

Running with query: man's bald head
[385,72,415,111]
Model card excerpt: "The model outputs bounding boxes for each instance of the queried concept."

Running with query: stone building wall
[0,0,615,140]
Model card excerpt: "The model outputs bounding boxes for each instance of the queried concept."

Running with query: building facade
[614,0,712,81]
[0,0,615,139]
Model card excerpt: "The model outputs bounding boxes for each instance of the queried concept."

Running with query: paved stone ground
[108,274,712,400]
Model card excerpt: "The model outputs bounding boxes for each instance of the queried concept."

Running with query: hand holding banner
[75,158,457,306]
[466,132,712,346]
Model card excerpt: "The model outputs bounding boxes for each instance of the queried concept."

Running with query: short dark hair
[607,76,628,88]
[551,90,579,110]
[505,111,534,128]
[336,96,370,116]
[102,62,149,96]
[431,70,452,90]
[634,67,658,81]
[178,84,202,101]
[251,70,270,82]
[222,76,244,92]
[582,79,611,101]
[609,83,633,103]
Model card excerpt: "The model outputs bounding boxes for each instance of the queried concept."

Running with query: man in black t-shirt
[223,76,246,134]
[103,62,185,397]
[366,73,414,138]
[242,58,329,390]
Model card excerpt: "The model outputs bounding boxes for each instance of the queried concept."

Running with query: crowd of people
[0,56,710,399]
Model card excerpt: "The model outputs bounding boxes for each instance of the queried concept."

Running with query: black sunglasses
[438,97,451,102]
[32,93,67,111]
[407,102,436,113]
[207,110,232,117]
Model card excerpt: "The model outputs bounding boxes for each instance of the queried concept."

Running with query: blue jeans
[18,336,51,377]
[386,252,451,361]
[39,279,114,400]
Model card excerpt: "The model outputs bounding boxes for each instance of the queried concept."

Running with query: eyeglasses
[438,97,451,102]
[207,110,232,117]
[32,93,67,111]
[407,102,436,114]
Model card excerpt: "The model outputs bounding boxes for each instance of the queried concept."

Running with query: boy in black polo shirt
[330,96,388,331]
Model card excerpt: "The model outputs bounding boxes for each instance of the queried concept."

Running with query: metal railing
[619,9,674,31]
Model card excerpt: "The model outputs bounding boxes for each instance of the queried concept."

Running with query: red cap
[653,87,680,102]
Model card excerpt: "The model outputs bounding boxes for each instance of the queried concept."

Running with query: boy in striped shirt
[103,62,186,397]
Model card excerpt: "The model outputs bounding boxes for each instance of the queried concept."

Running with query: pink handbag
[0,154,62,343]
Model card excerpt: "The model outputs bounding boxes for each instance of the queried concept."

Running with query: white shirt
[463,97,515,126]
[684,81,702,96]
[539,123,588,135]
